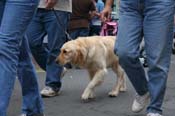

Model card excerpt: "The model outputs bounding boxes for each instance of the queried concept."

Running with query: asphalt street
[7,56,175,116]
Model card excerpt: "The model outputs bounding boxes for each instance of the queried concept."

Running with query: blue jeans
[0,0,44,116]
[18,37,44,116]
[89,25,101,36]
[115,0,174,114]
[69,28,89,39]
[26,9,70,91]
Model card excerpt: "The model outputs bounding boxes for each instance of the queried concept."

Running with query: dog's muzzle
[55,58,60,64]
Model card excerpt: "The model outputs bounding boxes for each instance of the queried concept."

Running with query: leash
[45,8,72,63]
[52,8,72,41]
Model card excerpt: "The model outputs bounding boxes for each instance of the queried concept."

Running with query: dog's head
[56,40,87,66]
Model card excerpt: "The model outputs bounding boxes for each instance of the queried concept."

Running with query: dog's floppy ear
[72,45,87,66]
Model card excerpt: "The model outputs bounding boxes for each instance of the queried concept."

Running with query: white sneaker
[40,86,60,97]
[19,114,27,116]
[147,113,162,116]
[132,92,149,113]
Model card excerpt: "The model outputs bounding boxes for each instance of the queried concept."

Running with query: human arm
[100,0,113,22]
[89,0,98,19]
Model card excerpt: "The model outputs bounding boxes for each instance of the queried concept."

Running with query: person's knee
[0,40,18,71]
[0,40,17,56]
[115,47,129,60]
[115,46,138,65]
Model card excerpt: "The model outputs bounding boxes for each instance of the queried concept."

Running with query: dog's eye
[63,50,67,53]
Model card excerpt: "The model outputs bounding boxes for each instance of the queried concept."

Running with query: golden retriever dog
[56,36,126,101]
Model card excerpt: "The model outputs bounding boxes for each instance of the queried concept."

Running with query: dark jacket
[68,0,96,31]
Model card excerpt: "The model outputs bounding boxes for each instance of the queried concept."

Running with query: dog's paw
[108,91,119,97]
[81,91,89,99]
[89,92,95,99]
[119,86,127,92]
[81,91,95,101]
[81,94,90,101]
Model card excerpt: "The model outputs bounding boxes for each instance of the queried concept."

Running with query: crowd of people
[0,0,174,116]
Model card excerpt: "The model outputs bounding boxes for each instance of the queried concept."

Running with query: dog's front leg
[81,68,107,101]
[109,65,127,97]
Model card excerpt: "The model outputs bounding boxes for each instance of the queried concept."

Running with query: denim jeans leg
[26,10,48,70]
[17,37,44,116]
[0,0,38,116]
[70,28,89,40]
[70,30,79,39]
[44,10,70,90]
[78,28,89,37]
[114,0,148,96]
[144,0,174,114]
[27,9,70,91]
[0,0,5,24]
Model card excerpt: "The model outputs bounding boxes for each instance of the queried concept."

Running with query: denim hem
[147,108,163,115]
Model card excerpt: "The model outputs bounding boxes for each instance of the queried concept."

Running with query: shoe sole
[41,91,61,98]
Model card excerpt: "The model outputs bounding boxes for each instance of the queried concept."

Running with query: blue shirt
[96,0,104,13]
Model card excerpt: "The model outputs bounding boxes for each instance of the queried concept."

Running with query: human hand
[45,0,57,9]
[90,11,100,19]
[100,6,112,22]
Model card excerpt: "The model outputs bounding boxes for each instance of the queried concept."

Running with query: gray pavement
[7,56,175,116]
